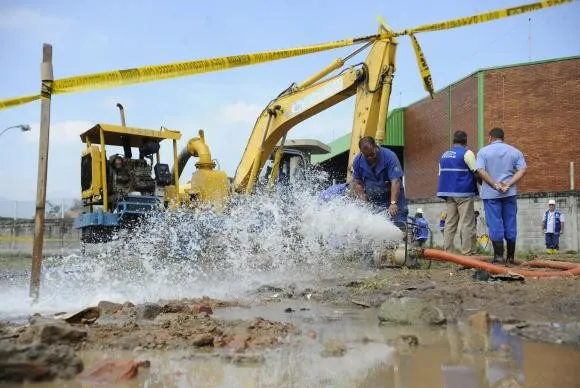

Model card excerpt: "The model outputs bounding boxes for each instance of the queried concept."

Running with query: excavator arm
[232,34,398,194]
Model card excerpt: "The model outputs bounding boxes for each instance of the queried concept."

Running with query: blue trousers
[483,196,517,242]
[545,233,560,249]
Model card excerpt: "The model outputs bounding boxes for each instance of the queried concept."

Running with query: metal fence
[0,198,79,220]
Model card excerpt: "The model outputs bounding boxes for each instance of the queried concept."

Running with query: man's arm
[351,179,368,202]
[500,168,527,193]
[464,150,482,185]
[500,150,527,192]
[476,168,502,191]
[390,178,400,204]
[386,153,404,216]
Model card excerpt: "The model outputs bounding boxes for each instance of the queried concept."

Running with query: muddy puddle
[4,301,580,388]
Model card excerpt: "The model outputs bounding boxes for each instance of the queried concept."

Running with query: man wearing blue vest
[476,128,527,264]
[351,136,408,228]
[437,130,479,255]
[542,199,565,254]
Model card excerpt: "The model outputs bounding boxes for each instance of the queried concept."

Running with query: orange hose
[519,260,580,270]
[422,249,580,278]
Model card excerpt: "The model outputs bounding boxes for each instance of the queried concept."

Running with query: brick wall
[484,58,580,193]
[404,76,477,198]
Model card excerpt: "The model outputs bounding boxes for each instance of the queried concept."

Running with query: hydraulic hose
[421,249,580,278]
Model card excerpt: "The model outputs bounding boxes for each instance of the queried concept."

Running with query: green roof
[312,107,405,165]
[311,132,351,164]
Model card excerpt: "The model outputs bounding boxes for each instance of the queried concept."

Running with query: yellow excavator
[74,27,399,243]
[174,27,398,207]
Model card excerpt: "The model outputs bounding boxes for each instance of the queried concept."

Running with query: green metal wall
[312,108,405,164]
[384,107,405,146]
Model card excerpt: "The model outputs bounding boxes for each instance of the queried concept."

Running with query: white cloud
[24,120,95,146]
[0,8,72,31]
[219,102,262,124]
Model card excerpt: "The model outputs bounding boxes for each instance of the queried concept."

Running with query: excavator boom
[232,35,397,193]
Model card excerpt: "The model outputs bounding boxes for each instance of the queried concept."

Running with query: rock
[321,339,347,357]
[76,359,150,384]
[19,322,87,345]
[390,335,419,348]
[0,343,83,382]
[257,285,283,293]
[284,308,294,313]
[378,297,446,325]
[135,303,163,320]
[58,307,101,324]
[162,302,187,314]
[229,334,250,353]
[221,353,265,366]
[192,334,214,347]
[191,304,213,315]
[468,311,490,334]
[98,301,123,315]
[123,301,135,308]
[249,334,276,348]
[306,330,317,340]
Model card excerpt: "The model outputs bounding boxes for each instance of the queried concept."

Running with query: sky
[0,0,578,204]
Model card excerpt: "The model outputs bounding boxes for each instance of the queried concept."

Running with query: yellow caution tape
[406,0,575,35]
[0,94,40,110]
[51,35,380,94]
[409,34,435,99]
[0,34,383,111]
[0,0,574,110]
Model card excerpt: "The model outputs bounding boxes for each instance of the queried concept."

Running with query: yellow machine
[75,104,184,243]
[173,26,397,207]
[75,26,399,240]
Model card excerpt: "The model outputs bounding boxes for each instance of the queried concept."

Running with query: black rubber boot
[492,241,504,263]
[506,240,516,265]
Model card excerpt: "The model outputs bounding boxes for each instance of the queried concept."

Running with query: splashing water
[0,170,403,319]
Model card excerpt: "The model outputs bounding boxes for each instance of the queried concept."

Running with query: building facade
[315,55,580,199]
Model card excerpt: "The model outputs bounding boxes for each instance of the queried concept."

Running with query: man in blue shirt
[476,128,527,264]
[351,136,408,228]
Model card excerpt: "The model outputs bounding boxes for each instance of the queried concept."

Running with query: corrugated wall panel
[384,108,405,146]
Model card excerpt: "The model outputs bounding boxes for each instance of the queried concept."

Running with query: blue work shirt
[476,140,526,200]
[352,146,407,210]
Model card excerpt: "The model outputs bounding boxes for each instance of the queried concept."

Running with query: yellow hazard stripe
[0,35,382,111]
[409,34,435,98]
[0,94,41,110]
[52,36,379,94]
[407,0,575,34]
[0,0,574,110]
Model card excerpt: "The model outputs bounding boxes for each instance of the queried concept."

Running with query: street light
[0,124,31,138]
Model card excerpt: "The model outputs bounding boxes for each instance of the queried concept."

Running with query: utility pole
[30,43,53,301]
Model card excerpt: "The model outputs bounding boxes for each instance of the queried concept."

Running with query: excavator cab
[258,139,330,189]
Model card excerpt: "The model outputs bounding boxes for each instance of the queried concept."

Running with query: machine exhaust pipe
[116,103,132,158]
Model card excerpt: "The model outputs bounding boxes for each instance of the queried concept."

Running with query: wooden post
[30,43,53,301]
